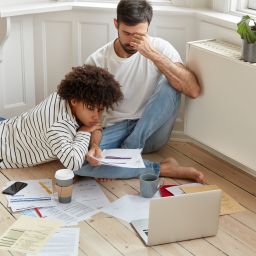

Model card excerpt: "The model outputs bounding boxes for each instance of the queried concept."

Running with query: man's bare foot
[160,157,205,183]
[95,178,113,182]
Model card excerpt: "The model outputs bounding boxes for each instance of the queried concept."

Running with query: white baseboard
[170,131,192,142]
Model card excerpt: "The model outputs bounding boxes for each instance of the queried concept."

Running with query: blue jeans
[0,117,5,122]
[74,77,181,179]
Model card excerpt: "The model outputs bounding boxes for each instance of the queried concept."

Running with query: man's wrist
[149,50,162,63]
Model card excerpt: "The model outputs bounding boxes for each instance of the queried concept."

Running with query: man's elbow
[189,86,201,99]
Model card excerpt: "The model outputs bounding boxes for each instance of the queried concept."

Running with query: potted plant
[237,15,256,63]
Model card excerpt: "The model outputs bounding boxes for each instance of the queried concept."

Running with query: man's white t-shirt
[85,37,182,126]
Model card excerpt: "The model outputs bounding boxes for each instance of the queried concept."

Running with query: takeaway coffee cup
[140,173,163,198]
[55,169,74,203]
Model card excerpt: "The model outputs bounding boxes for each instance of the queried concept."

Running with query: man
[75,0,204,182]
[0,65,123,170]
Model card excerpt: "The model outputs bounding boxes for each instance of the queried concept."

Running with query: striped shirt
[0,92,90,171]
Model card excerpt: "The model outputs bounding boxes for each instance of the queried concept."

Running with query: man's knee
[157,80,181,107]
[143,122,173,153]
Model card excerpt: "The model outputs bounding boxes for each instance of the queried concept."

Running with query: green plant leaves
[237,15,256,43]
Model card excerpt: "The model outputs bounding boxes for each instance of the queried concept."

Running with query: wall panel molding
[0,16,35,117]
[78,21,110,64]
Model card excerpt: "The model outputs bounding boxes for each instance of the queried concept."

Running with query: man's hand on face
[78,124,102,133]
[130,33,156,59]
[86,144,102,166]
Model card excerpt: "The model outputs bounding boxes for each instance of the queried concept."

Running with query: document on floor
[39,199,98,226]
[72,178,110,209]
[4,179,56,212]
[101,193,160,223]
[92,148,145,168]
[23,179,110,226]
[181,184,246,215]
[0,215,62,254]
[165,182,202,196]
[27,227,79,256]
[5,179,53,201]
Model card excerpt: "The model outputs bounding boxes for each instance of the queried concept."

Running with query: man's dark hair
[117,0,153,26]
[57,65,123,110]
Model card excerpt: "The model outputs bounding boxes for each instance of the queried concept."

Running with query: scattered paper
[166,183,202,195]
[73,179,110,209]
[39,200,96,226]
[181,185,246,215]
[27,228,79,256]
[0,216,62,253]
[22,209,40,218]
[101,194,160,223]
[5,179,53,201]
[4,179,56,212]
[23,179,110,226]
[10,199,56,212]
[93,148,145,168]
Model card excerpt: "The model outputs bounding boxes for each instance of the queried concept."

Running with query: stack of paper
[93,148,145,168]
[0,215,62,254]
[5,179,56,212]
[23,179,110,226]
[27,227,79,256]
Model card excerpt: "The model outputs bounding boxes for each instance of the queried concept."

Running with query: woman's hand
[86,144,103,166]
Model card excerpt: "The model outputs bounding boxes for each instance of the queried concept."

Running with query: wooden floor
[0,141,256,256]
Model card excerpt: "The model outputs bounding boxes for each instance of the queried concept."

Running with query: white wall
[33,9,117,103]
[197,19,240,44]
[0,16,35,117]
[0,7,240,128]
[0,0,51,7]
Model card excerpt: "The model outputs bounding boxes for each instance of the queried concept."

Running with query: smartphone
[2,182,28,195]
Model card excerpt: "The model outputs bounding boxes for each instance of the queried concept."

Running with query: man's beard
[118,38,137,55]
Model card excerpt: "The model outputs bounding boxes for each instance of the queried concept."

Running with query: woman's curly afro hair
[58,65,123,110]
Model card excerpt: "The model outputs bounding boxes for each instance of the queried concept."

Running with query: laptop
[131,189,221,246]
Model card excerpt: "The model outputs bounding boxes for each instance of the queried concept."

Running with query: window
[57,0,182,6]
[234,0,256,15]
[248,0,256,10]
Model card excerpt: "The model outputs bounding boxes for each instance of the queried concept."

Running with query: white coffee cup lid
[55,169,74,180]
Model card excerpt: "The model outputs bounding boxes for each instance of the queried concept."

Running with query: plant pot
[242,40,256,63]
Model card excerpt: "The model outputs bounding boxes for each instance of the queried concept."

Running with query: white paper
[166,183,202,195]
[10,199,56,212]
[27,228,79,256]
[72,179,109,209]
[5,179,56,212]
[43,199,95,225]
[5,179,53,201]
[23,179,110,226]
[93,148,145,168]
[22,209,40,218]
[101,194,160,223]
[0,216,62,253]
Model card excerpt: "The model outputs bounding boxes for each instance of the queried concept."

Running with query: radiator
[185,39,256,175]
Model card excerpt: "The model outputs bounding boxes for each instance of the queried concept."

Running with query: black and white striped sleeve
[45,120,91,171]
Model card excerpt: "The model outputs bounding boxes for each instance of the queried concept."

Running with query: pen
[39,181,52,194]
[35,208,43,218]
[105,156,132,159]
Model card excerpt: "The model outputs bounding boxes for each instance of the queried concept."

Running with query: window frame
[58,0,171,4]
[57,0,186,7]
[232,0,256,16]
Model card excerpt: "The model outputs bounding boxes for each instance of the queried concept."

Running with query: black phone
[2,182,28,195]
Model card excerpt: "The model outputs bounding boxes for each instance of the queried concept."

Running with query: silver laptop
[131,189,221,246]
